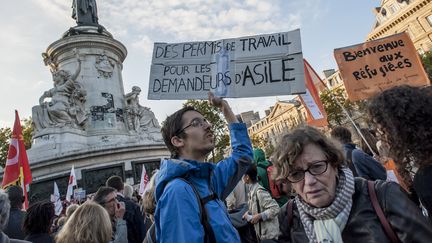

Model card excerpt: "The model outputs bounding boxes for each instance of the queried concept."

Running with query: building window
[389,4,398,14]
[397,0,410,5]
[427,15,432,27]
[376,15,383,25]
[380,8,387,17]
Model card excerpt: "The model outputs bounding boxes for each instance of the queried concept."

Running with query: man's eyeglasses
[287,160,328,183]
[175,118,211,135]
[102,196,117,206]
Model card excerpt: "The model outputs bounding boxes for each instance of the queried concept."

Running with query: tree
[251,134,267,149]
[0,127,12,168]
[420,51,432,81]
[21,118,33,149]
[182,99,228,162]
[0,117,33,168]
[319,88,365,127]
[264,143,275,160]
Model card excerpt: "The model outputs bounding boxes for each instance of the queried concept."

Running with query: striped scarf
[295,167,355,243]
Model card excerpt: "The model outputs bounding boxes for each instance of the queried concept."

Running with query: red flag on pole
[2,110,32,209]
[299,60,329,127]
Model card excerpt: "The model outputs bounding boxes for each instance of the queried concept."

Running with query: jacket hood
[253,148,271,166]
[154,158,213,201]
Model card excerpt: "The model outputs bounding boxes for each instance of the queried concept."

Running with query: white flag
[51,182,63,216]
[66,165,77,202]
[139,165,149,195]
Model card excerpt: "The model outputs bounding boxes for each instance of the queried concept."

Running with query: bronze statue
[72,0,98,25]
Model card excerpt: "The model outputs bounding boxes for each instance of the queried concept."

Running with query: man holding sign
[154,92,253,243]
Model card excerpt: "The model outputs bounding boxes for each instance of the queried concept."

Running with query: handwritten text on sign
[148,29,305,100]
[334,32,429,101]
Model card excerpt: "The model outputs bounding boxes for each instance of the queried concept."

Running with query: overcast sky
[0,0,378,128]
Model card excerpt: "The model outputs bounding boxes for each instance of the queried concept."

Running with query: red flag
[2,110,32,208]
[299,60,328,127]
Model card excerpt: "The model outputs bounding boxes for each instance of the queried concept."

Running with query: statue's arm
[71,49,81,81]
[39,90,52,105]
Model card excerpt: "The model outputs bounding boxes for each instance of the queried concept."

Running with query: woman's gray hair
[123,184,133,199]
[0,190,11,231]
[272,126,345,180]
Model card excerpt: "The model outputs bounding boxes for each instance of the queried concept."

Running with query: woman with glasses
[272,126,432,243]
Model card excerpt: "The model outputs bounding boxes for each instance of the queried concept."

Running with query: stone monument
[26,0,168,202]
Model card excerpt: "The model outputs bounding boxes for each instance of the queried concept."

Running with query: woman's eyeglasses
[287,160,329,183]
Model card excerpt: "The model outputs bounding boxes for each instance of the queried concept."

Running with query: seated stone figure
[124,86,160,132]
[33,53,87,132]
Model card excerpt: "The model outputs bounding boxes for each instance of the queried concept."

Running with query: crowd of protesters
[1,87,432,242]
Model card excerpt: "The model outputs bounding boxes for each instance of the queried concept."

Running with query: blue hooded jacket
[154,123,253,243]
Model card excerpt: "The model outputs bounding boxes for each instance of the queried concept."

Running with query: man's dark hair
[161,106,198,159]
[23,200,54,235]
[331,126,352,144]
[93,186,116,205]
[106,176,124,192]
[6,185,23,209]
[245,164,258,183]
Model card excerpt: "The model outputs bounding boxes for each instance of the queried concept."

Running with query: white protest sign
[148,29,305,100]
[300,89,324,120]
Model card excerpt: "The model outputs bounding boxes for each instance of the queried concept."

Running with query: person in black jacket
[23,201,55,243]
[4,186,25,240]
[0,190,30,243]
[272,126,432,242]
[106,176,146,243]
[331,126,387,181]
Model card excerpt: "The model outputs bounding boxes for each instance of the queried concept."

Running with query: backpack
[143,177,217,243]
[228,203,258,243]
[258,164,282,199]
[285,181,400,243]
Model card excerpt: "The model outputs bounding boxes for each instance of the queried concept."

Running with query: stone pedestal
[26,26,168,202]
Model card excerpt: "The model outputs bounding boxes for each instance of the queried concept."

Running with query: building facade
[247,100,307,147]
[367,0,432,53]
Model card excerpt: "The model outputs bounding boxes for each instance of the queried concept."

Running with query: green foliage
[320,88,364,127]
[251,134,267,149]
[251,134,275,159]
[420,51,432,81]
[21,118,34,149]
[0,127,12,168]
[264,143,275,160]
[183,100,228,162]
[0,117,34,168]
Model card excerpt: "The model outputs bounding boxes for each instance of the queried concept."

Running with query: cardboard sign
[148,29,305,100]
[334,32,429,101]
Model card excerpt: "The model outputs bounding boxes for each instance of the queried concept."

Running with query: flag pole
[319,79,377,157]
